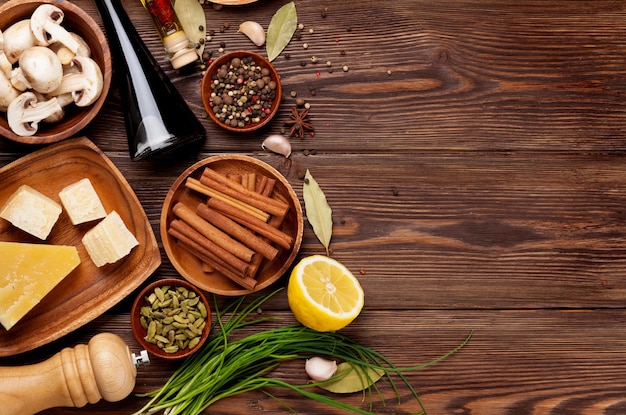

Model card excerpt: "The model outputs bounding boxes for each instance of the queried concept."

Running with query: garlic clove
[262,134,291,157]
[305,356,338,381]
[238,21,266,47]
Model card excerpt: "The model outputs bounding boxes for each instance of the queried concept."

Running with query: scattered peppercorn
[321,10,327,18]
[310,56,318,63]
[290,90,298,98]
[300,60,307,67]
[303,43,309,49]
[340,49,346,56]
[342,65,349,72]
[296,97,305,107]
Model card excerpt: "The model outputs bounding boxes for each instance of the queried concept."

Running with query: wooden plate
[0,137,161,356]
[161,155,303,296]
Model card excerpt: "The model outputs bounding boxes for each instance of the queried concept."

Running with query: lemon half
[287,255,364,332]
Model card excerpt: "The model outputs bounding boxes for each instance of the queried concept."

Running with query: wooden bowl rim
[160,154,303,296]
[0,0,112,144]
[201,50,282,133]
[131,278,212,360]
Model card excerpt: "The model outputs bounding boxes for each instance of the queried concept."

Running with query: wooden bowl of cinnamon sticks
[160,155,303,295]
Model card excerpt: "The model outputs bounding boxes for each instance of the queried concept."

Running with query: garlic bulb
[238,21,266,47]
[262,134,291,157]
[305,356,338,381]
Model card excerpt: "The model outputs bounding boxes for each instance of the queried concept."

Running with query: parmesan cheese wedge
[0,185,62,240]
[59,178,107,225]
[0,241,80,331]
[82,211,139,267]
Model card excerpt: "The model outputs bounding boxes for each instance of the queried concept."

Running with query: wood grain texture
[1,0,626,413]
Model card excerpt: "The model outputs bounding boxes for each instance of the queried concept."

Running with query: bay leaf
[266,1,297,62]
[303,169,332,254]
[319,362,384,394]
[174,0,206,58]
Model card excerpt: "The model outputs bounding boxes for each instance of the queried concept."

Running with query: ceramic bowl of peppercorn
[131,278,211,360]
[201,51,282,132]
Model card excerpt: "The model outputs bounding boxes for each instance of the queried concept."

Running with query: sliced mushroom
[33,91,73,123]
[10,46,63,93]
[0,69,20,112]
[7,91,62,136]
[30,4,80,53]
[2,19,36,64]
[49,32,91,65]
[49,56,103,107]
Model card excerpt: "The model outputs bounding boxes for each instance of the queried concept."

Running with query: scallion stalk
[133,289,472,415]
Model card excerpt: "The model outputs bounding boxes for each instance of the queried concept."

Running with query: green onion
[133,289,472,415]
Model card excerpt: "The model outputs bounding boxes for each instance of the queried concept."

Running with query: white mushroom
[0,69,20,112]
[7,91,62,136]
[10,46,63,93]
[49,32,91,65]
[30,4,80,53]
[0,29,13,79]
[2,19,36,64]
[32,91,74,123]
[49,56,103,107]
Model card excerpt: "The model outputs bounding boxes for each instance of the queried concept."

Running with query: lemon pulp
[287,255,364,332]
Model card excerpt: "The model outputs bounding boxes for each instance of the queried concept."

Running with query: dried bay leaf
[266,1,297,62]
[303,169,332,255]
[174,0,206,58]
[319,362,384,394]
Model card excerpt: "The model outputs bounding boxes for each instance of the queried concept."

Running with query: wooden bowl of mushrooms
[0,0,112,144]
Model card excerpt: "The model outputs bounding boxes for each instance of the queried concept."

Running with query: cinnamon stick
[169,219,250,276]
[206,197,293,250]
[168,227,256,290]
[245,177,282,278]
[172,202,255,262]
[196,204,279,261]
[201,168,290,217]
[186,177,270,222]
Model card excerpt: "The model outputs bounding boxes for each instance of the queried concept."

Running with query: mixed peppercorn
[208,56,278,129]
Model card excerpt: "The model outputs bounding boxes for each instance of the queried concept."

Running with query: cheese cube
[0,185,62,240]
[82,211,139,267]
[59,178,107,225]
[0,241,80,330]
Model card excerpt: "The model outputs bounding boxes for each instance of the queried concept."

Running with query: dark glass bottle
[95,0,206,160]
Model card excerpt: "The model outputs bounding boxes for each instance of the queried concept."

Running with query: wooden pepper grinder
[0,332,149,415]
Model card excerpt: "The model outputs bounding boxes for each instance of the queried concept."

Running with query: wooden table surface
[2,0,626,414]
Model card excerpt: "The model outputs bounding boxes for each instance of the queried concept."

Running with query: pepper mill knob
[0,332,140,415]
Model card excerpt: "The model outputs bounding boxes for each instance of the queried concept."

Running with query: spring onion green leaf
[133,289,472,415]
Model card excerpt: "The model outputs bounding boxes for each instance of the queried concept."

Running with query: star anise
[284,107,314,138]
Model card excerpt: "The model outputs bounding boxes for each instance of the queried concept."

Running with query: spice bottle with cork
[140,0,198,70]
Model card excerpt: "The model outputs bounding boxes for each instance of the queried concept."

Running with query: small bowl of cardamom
[131,278,211,360]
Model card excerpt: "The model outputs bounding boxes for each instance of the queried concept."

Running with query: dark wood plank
[2,0,626,413]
